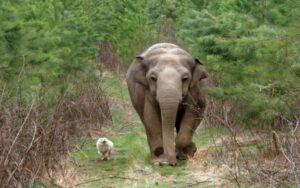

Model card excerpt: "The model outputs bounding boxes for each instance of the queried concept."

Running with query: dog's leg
[107,150,112,160]
[102,152,107,160]
[101,152,105,160]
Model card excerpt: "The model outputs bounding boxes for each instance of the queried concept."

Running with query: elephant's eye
[182,75,189,82]
[150,75,157,82]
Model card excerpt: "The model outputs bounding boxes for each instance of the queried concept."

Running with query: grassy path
[68,76,229,188]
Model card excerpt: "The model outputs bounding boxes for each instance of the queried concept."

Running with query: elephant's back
[141,43,191,59]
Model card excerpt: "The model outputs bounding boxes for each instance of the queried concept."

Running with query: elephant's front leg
[175,106,203,160]
[143,97,168,165]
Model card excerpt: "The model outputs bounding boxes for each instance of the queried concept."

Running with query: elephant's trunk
[157,87,182,166]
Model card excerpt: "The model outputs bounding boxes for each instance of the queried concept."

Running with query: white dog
[96,137,114,160]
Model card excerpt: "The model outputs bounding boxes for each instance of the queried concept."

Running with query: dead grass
[203,81,300,188]
[200,125,300,187]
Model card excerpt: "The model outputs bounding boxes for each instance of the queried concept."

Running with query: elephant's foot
[151,147,177,166]
[176,142,197,160]
[152,156,169,166]
[152,155,177,166]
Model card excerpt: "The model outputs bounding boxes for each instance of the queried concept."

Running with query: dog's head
[98,137,108,145]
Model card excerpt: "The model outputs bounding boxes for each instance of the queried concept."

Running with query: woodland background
[0,0,299,187]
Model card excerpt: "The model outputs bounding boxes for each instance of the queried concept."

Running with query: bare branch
[5,123,38,186]
[4,102,35,166]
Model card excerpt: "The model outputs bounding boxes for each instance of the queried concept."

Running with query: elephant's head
[132,45,208,165]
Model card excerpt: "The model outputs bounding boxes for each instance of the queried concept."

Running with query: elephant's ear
[190,58,208,88]
[131,56,147,86]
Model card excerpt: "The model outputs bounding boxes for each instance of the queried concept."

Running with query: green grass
[70,127,150,187]
[194,126,229,149]
[110,108,128,126]
[100,77,129,100]
[70,124,226,187]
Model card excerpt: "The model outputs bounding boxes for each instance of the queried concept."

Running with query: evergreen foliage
[1,0,298,126]
[0,0,166,104]
[176,0,300,127]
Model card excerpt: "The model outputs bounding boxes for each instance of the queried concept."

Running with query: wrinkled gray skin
[126,43,208,166]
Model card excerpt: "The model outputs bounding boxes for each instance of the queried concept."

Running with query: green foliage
[176,0,300,127]
[0,0,168,105]
[1,0,299,132]
[0,1,96,103]
[71,121,220,187]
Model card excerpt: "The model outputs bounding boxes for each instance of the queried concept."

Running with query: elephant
[126,43,208,166]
